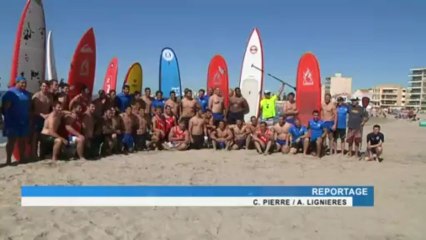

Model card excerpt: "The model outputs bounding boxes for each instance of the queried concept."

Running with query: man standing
[259,90,277,126]
[197,89,209,113]
[69,86,91,112]
[2,76,31,164]
[142,87,153,117]
[334,97,349,156]
[209,87,226,126]
[283,92,298,125]
[347,97,368,157]
[180,89,198,128]
[31,80,53,159]
[116,85,132,113]
[365,124,384,161]
[188,109,207,149]
[165,90,180,117]
[321,93,337,154]
[49,79,59,101]
[152,90,167,112]
[228,87,249,125]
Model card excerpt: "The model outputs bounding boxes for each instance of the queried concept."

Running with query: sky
[0,0,425,93]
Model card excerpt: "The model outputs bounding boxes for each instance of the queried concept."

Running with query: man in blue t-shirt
[151,90,167,111]
[289,118,309,154]
[197,89,209,113]
[2,76,31,164]
[307,110,327,158]
[115,85,132,113]
[334,97,349,156]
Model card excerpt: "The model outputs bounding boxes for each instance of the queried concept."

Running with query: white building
[406,67,426,110]
[324,73,352,98]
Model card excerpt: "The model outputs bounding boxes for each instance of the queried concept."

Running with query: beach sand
[0,117,425,239]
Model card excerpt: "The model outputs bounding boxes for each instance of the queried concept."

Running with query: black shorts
[191,134,204,150]
[227,112,244,125]
[291,142,304,150]
[334,128,346,140]
[40,134,56,157]
[135,133,149,149]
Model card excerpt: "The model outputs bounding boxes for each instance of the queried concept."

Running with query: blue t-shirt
[2,87,31,128]
[152,98,167,110]
[116,93,132,112]
[289,125,308,143]
[336,105,349,129]
[308,119,324,139]
[198,96,209,112]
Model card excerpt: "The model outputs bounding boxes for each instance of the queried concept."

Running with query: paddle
[359,97,370,160]
[251,64,296,91]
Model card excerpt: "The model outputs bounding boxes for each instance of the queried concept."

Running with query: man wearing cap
[347,97,368,157]
[259,90,277,126]
[334,97,349,155]
[2,76,32,164]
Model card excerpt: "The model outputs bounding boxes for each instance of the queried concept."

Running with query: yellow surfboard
[123,62,143,94]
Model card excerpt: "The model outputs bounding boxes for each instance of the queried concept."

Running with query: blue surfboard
[159,47,182,98]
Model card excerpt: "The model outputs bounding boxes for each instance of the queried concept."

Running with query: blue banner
[21,186,374,207]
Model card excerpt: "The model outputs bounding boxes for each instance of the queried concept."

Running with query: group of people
[1,77,385,165]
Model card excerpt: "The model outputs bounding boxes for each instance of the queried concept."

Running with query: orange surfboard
[67,28,96,100]
[296,52,322,126]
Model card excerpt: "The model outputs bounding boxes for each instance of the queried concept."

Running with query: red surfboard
[103,57,118,93]
[68,28,96,100]
[207,55,229,108]
[296,52,322,126]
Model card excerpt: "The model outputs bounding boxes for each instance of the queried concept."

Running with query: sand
[0,117,426,239]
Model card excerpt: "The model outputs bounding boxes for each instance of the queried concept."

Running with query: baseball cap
[264,90,271,94]
[16,76,26,82]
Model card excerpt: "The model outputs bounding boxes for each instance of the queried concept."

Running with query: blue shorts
[323,121,334,132]
[213,113,224,121]
[122,134,135,149]
[234,139,245,149]
[286,117,295,126]
[276,139,287,146]
[216,141,226,149]
[310,135,321,142]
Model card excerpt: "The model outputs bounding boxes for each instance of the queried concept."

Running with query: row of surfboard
[9,0,322,160]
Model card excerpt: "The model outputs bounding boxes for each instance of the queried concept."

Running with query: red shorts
[346,128,361,144]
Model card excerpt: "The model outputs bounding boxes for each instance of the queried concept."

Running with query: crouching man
[365,124,384,161]
[40,101,67,161]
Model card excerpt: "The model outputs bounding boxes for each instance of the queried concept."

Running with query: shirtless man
[111,107,124,153]
[209,87,226,126]
[82,103,97,158]
[31,80,53,159]
[69,86,91,112]
[230,119,248,150]
[151,106,166,150]
[49,79,59,100]
[58,83,70,110]
[40,101,67,161]
[321,93,337,154]
[100,108,116,156]
[164,105,177,141]
[210,120,233,150]
[245,116,259,150]
[133,102,148,151]
[272,115,292,154]
[93,90,108,119]
[203,109,215,148]
[64,103,86,160]
[107,90,118,110]
[283,92,298,125]
[165,91,180,117]
[228,87,249,125]
[166,120,190,151]
[180,89,198,128]
[189,109,207,150]
[252,121,274,155]
[120,106,137,153]
[142,87,153,128]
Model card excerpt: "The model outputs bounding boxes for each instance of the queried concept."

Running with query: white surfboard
[46,30,58,80]
[239,28,263,122]
[10,0,46,93]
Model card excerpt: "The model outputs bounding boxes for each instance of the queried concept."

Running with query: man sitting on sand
[365,124,384,161]
[189,109,207,150]
[40,101,67,161]
[100,108,117,156]
[165,120,190,151]
[306,110,327,158]
[272,115,292,154]
[245,116,259,150]
[289,118,309,154]
[151,106,166,150]
[252,121,274,155]
[64,103,86,160]
[210,120,233,150]
[230,119,249,150]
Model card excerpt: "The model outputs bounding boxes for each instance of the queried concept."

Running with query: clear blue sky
[0,0,425,93]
